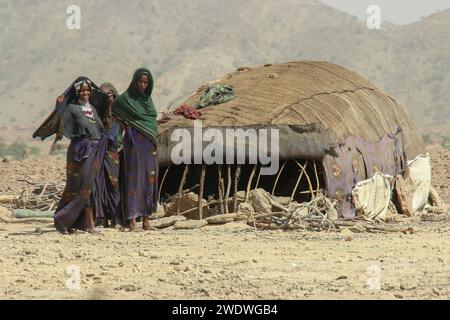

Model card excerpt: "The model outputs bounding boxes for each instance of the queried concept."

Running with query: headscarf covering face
[112,68,157,144]
[128,68,154,98]
[100,82,119,99]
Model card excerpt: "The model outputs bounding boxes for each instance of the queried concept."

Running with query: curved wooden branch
[198,164,206,220]
[245,164,258,203]
[158,165,171,204]
[255,166,262,189]
[313,161,321,197]
[294,160,315,199]
[218,165,225,214]
[288,161,307,205]
[271,161,287,196]
[225,165,231,214]
[177,165,190,214]
[233,165,241,213]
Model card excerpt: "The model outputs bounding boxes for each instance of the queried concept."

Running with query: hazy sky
[320,0,450,25]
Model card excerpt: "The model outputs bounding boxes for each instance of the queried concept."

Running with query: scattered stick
[198,164,206,220]
[225,165,231,214]
[177,165,190,214]
[233,165,241,213]
[0,216,53,224]
[313,161,321,198]
[163,184,200,203]
[218,165,225,214]
[248,193,417,234]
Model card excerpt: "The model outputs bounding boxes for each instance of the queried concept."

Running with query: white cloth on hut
[352,172,394,221]
[407,154,431,213]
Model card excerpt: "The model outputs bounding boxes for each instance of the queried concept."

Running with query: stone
[394,174,414,217]
[0,205,14,222]
[349,225,366,233]
[428,187,445,209]
[327,206,339,221]
[268,73,279,79]
[174,219,208,230]
[2,156,13,163]
[340,228,353,238]
[426,206,445,214]
[236,203,254,221]
[170,258,183,265]
[164,192,210,220]
[248,189,272,214]
[115,284,140,292]
[151,203,166,219]
[206,213,237,225]
[385,202,403,223]
[149,216,186,229]
[269,195,291,206]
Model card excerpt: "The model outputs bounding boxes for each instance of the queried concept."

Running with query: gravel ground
[0,147,448,300]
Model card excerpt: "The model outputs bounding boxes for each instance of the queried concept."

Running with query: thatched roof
[158,61,425,166]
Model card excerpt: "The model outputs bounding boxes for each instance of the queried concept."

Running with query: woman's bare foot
[142,216,155,231]
[129,218,138,232]
[88,228,103,235]
[85,208,96,234]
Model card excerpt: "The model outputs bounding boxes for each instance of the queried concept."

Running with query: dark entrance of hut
[158,160,326,218]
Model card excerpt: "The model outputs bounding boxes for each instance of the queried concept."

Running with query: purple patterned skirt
[122,127,158,220]
[98,147,120,222]
[54,136,107,233]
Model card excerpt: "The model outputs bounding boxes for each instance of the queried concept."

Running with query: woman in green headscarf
[112,68,158,231]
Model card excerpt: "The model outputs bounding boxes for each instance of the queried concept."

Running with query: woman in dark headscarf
[98,82,122,228]
[112,68,158,231]
[34,77,108,234]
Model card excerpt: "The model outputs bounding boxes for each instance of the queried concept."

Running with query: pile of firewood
[244,194,417,234]
[14,180,64,211]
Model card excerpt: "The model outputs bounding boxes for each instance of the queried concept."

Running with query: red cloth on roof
[174,104,202,120]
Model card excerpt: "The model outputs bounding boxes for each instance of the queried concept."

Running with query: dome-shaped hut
[157,61,429,219]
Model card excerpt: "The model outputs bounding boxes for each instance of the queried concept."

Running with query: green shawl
[112,68,157,143]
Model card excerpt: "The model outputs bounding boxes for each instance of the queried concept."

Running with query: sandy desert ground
[0,147,449,300]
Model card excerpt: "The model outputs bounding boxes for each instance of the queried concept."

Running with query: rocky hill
[0,0,449,145]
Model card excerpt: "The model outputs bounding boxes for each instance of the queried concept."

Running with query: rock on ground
[174,219,208,230]
[164,192,210,220]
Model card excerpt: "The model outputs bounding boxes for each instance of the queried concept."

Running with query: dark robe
[54,103,107,232]
[112,69,159,221]
[121,127,158,220]
[33,77,110,233]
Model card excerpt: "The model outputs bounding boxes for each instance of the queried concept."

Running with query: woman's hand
[114,116,128,129]
[56,95,65,104]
